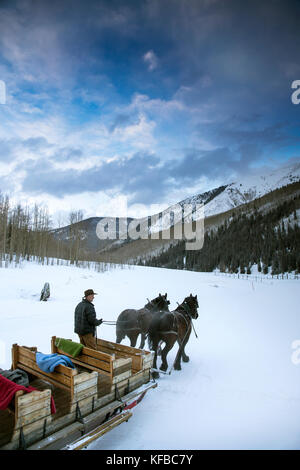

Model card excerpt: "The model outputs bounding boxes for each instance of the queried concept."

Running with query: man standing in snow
[74,289,103,350]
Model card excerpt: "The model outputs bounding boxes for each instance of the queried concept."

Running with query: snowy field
[0,261,300,450]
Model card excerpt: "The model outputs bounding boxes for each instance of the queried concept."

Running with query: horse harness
[159,312,178,336]
[118,299,168,333]
[159,302,193,336]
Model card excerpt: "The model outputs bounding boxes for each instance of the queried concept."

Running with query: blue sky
[0,0,300,223]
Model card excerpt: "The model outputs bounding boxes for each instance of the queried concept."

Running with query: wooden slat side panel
[16,363,70,392]
[55,349,112,374]
[81,346,113,363]
[72,386,98,403]
[73,371,98,386]
[97,346,143,371]
[112,361,132,378]
[52,337,114,364]
[97,338,144,355]
[16,345,77,382]
[74,377,98,394]
[18,345,76,378]
[15,407,51,429]
[10,417,52,446]
[17,389,50,407]
[18,346,36,361]
[112,370,132,385]
[17,398,51,418]
[15,355,72,388]
[74,353,112,371]
[112,357,132,369]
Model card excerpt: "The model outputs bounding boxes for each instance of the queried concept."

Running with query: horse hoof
[174,364,181,371]
[151,370,160,379]
[159,365,167,372]
[182,356,189,363]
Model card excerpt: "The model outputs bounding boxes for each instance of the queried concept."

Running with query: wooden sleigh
[0,337,155,450]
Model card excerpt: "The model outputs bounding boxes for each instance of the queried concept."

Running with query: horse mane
[145,293,169,311]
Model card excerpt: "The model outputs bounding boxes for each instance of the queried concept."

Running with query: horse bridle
[177,299,197,318]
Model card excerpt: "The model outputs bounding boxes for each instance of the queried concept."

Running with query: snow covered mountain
[51,160,300,260]
[177,160,300,219]
[202,161,300,218]
[148,161,300,232]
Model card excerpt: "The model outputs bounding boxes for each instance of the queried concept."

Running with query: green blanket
[55,337,83,358]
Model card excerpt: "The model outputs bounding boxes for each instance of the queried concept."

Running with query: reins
[100,297,169,327]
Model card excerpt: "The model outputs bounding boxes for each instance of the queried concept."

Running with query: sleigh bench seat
[11,344,98,403]
[95,338,154,374]
[51,336,133,385]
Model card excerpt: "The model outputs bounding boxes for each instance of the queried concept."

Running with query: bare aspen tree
[0,194,9,262]
[68,210,84,264]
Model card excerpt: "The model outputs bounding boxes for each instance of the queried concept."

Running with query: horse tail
[115,310,129,343]
[147,311,171,351]
[147,311,162,350]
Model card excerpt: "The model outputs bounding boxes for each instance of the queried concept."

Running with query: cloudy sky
[0,0,299,224]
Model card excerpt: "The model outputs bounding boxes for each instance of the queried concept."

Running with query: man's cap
[84,289,98,297]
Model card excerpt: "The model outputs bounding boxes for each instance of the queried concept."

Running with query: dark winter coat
[74,298,102,336]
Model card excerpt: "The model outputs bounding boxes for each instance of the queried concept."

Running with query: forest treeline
[2,187,300,274]
[0,193,94,265]
[142,194,300,275]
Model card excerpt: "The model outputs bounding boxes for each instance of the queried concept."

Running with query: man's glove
[97,318,103,325]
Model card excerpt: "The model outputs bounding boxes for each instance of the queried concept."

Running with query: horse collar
[180,301,193,317]
[146,300,155,310]
[175,311,190,329]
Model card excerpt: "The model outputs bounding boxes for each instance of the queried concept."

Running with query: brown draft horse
[116,293,170,348]
[147,294,199,378]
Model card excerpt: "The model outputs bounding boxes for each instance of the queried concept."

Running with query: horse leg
[173,338,186,370]
[179,339,189,363]
[182,350,189,362]
[151,340,160,379]
[174,331,191,370]
[160,339,176,372]
[116,330,124,344]
[139,333,146,349]
[129,331,141,348]
[181,328,192,363]
[173,345,182,370]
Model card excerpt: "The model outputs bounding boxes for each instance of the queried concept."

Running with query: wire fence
[213,271,299,281]
[0,253,298,281]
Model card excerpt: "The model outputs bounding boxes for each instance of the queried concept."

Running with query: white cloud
[111,112,156,150]
[129,92,185,119]
[143,50,158,71]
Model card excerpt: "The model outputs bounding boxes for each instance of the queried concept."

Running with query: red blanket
[0,374,56,414]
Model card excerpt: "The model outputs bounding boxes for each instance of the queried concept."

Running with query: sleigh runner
[0,336,155,450]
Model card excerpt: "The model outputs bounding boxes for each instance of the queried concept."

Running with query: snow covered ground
[0,261,300,450]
